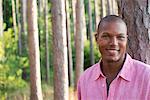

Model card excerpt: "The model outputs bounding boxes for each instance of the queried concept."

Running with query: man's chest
[81,79,148,100]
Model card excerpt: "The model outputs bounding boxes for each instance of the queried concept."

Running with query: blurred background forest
[0,0,150,100]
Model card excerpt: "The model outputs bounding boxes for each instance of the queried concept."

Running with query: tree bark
[75,0,84,89]
[0,0,3,36]
[38,0,44,17]
[107,0,112,15]
[27,0,43,99]
[20,0,27,54]
[51,0,69,100]
[16,0,22,55]
[88,0,95,65]
[65,0,74,87]
[117,0,150,64]
[71,0,76,47]
[44,0,49,84]
[12,0,17,37]
[101,0,106,17]
[94,0,100,30]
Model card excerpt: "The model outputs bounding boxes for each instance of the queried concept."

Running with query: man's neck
[101,55,126,79]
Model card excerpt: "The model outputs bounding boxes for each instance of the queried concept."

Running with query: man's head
[95,15,128,62]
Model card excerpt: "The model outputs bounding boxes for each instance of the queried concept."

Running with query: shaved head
[97,15,127,33]
[95,15,127,41]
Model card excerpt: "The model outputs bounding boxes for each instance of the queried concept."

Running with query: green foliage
[0,28,27,99]
[72,39,101,70]
[3,0,13,29]
[84,40,101,69]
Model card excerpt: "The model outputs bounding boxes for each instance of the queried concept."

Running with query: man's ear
[95,33,98,42]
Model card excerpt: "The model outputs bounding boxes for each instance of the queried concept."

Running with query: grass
[5,83,77,100]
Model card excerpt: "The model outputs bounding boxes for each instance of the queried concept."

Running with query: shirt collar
[118,54,133,82]
[94,60,105,80]
[93,54,133,81]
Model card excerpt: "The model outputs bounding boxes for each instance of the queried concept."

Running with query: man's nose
[109,37,118,45]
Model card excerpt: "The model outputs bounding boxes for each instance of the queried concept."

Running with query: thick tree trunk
[44,0,49,84]
[51,0,69,100]
[117,0,150,64]
[65,0,74,87]
[88,0,95,65]
[27,0,43,99]
[75,0,84,89]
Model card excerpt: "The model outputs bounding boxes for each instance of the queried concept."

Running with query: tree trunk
[27,0,43,99]
[107,0,112,15]
[71,0,76,47]
[38,0,44,17]
[117,0,150,64]
[94,0,100,30]
[88,0,95,65]
[65,0,74,87]
[0,0,3,36]
[75,0,84,89]
[112,0,118,15]
[101,0,106,17]
[16,0,22,55]
[20,0,27,54]
[51,0,69,100]
[44,0,49,84]
[12,0,17,37]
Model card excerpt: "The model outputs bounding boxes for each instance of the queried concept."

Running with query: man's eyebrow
[118,33,127,36]
[102,32,109,34]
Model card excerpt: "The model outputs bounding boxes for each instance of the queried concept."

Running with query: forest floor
[5,84,77,100]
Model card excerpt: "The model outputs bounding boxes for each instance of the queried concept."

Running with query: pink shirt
[77,54,150,100]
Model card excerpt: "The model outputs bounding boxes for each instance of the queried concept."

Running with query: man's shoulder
[132,59,150,70]
[132,59,150,78]
[79,63,99,81]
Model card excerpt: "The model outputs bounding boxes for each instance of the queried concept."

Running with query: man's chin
[105,57,119,62]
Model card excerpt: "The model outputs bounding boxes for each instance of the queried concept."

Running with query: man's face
[96,21,127,62]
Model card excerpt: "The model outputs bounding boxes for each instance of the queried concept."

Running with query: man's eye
[101,35,109,38]
[117,36,126,40]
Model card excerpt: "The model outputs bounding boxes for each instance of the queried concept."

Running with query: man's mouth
[106,49,120,55]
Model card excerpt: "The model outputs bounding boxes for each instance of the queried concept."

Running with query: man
[77,15,150,100]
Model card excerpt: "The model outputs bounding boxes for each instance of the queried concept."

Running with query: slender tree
[71,0,76,46]
[101,0,106,17]
[107,0,112,15]
[12,0,17,37]
[20,0,27,54]
[88,0,95,65]
[27,0,43,99]
[0,0,3,36]
[117,0,150,64]
[94,0,100,30]
[75,0,85,89]
[38,0,44,17]
[65,0,74,87]
[51,0,69,99]
[16,0,22,55]
[112,0,118,14]
[43,0,49,83]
